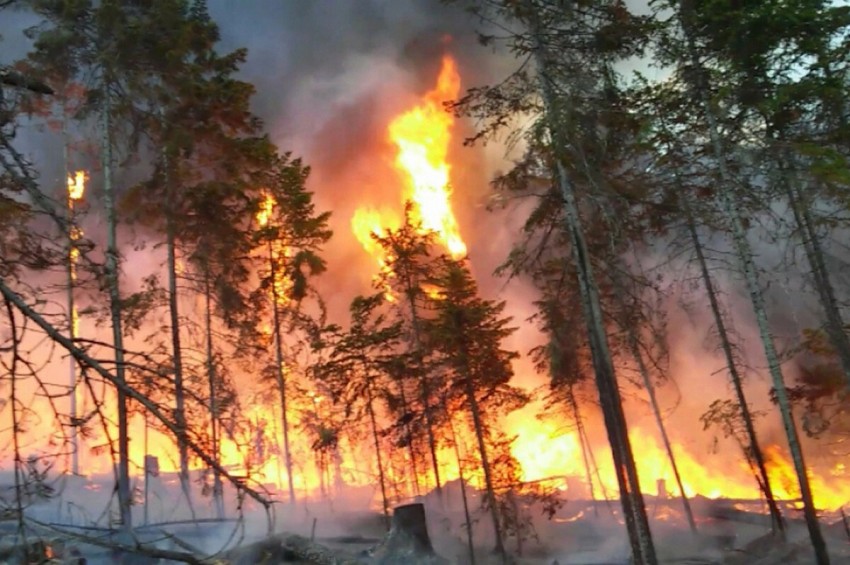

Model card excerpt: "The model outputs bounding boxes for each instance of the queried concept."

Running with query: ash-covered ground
[3,470,850,564]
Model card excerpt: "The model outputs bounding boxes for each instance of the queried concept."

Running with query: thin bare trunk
[567,386,598,515]
[406,291,441,495]
[396,379,421,497]
[5,298,27,549]
[204,275,224,518]
[100,97,132,531]
[683,203,785,535]
[678,7,828,561]
[627,333,697,533]
[366,379,390,531]
[269,241,296,504]
[165,167,194,517]
[447,410,475,565]
[784,173,850,383]
[462,370,505,561]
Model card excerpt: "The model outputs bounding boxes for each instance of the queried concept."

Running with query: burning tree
[254,154,333,504]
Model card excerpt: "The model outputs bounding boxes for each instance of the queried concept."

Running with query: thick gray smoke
[205,0,524,317]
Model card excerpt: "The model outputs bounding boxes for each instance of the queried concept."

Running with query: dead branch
[0,276,275,520]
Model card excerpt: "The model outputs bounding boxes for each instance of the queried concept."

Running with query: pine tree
[373,207,446,495]
[254,154,332,504]
[649,1,832,560]
[313,293,404,529]
[425,258,527,561]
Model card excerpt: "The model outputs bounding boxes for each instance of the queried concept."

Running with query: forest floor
[2,472,850,564]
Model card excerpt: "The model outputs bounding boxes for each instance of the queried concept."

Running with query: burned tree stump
[371,503,447,565]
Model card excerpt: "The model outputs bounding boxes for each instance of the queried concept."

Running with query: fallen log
[219,533,364,565]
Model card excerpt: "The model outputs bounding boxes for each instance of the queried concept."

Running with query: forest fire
[5,2,850,562]
[352,55,466,267]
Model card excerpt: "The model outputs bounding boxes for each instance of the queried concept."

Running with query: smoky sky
[202,0,527,319]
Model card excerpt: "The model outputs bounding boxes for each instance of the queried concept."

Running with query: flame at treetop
[67,170,86,202]
[257,190,294,305]
[67,170,86,336]
[257,190,275,228]
[352,54,466,278]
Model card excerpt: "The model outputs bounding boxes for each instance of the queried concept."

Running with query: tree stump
[371,503,447,565]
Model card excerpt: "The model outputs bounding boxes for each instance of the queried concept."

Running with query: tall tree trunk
[683,200,785,536]
[396,378,421,497]
[366,378,390,531]
[567,386,598,515]
[527,9,658,563]
[63,125,80,477]
[100,96,132,532]
[268,241,296,504]
[447,409,475,565]
[204,274,224,518]
[626,330,697,533]
[5,298,27,547]
[463,378,505,561]
[165,164,194,516]
[678,7,828,562]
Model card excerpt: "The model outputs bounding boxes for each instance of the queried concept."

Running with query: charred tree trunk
[366,378,391,531]
[395,378,421,497]
[100,96,132,531]
[204,274,224,518]
[527,9,657,563]
[5,299,27,547]
[678,7,828,562]
[164,157,194,518]
[626,331,697,533]
[460,356,508,562]
[447,407,476,565]
[568,386,598,514]
[268,240,296,504]
[683,200,785,536]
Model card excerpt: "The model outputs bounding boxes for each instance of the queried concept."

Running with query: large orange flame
[388,55,466,259]
[352,54,466,277]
